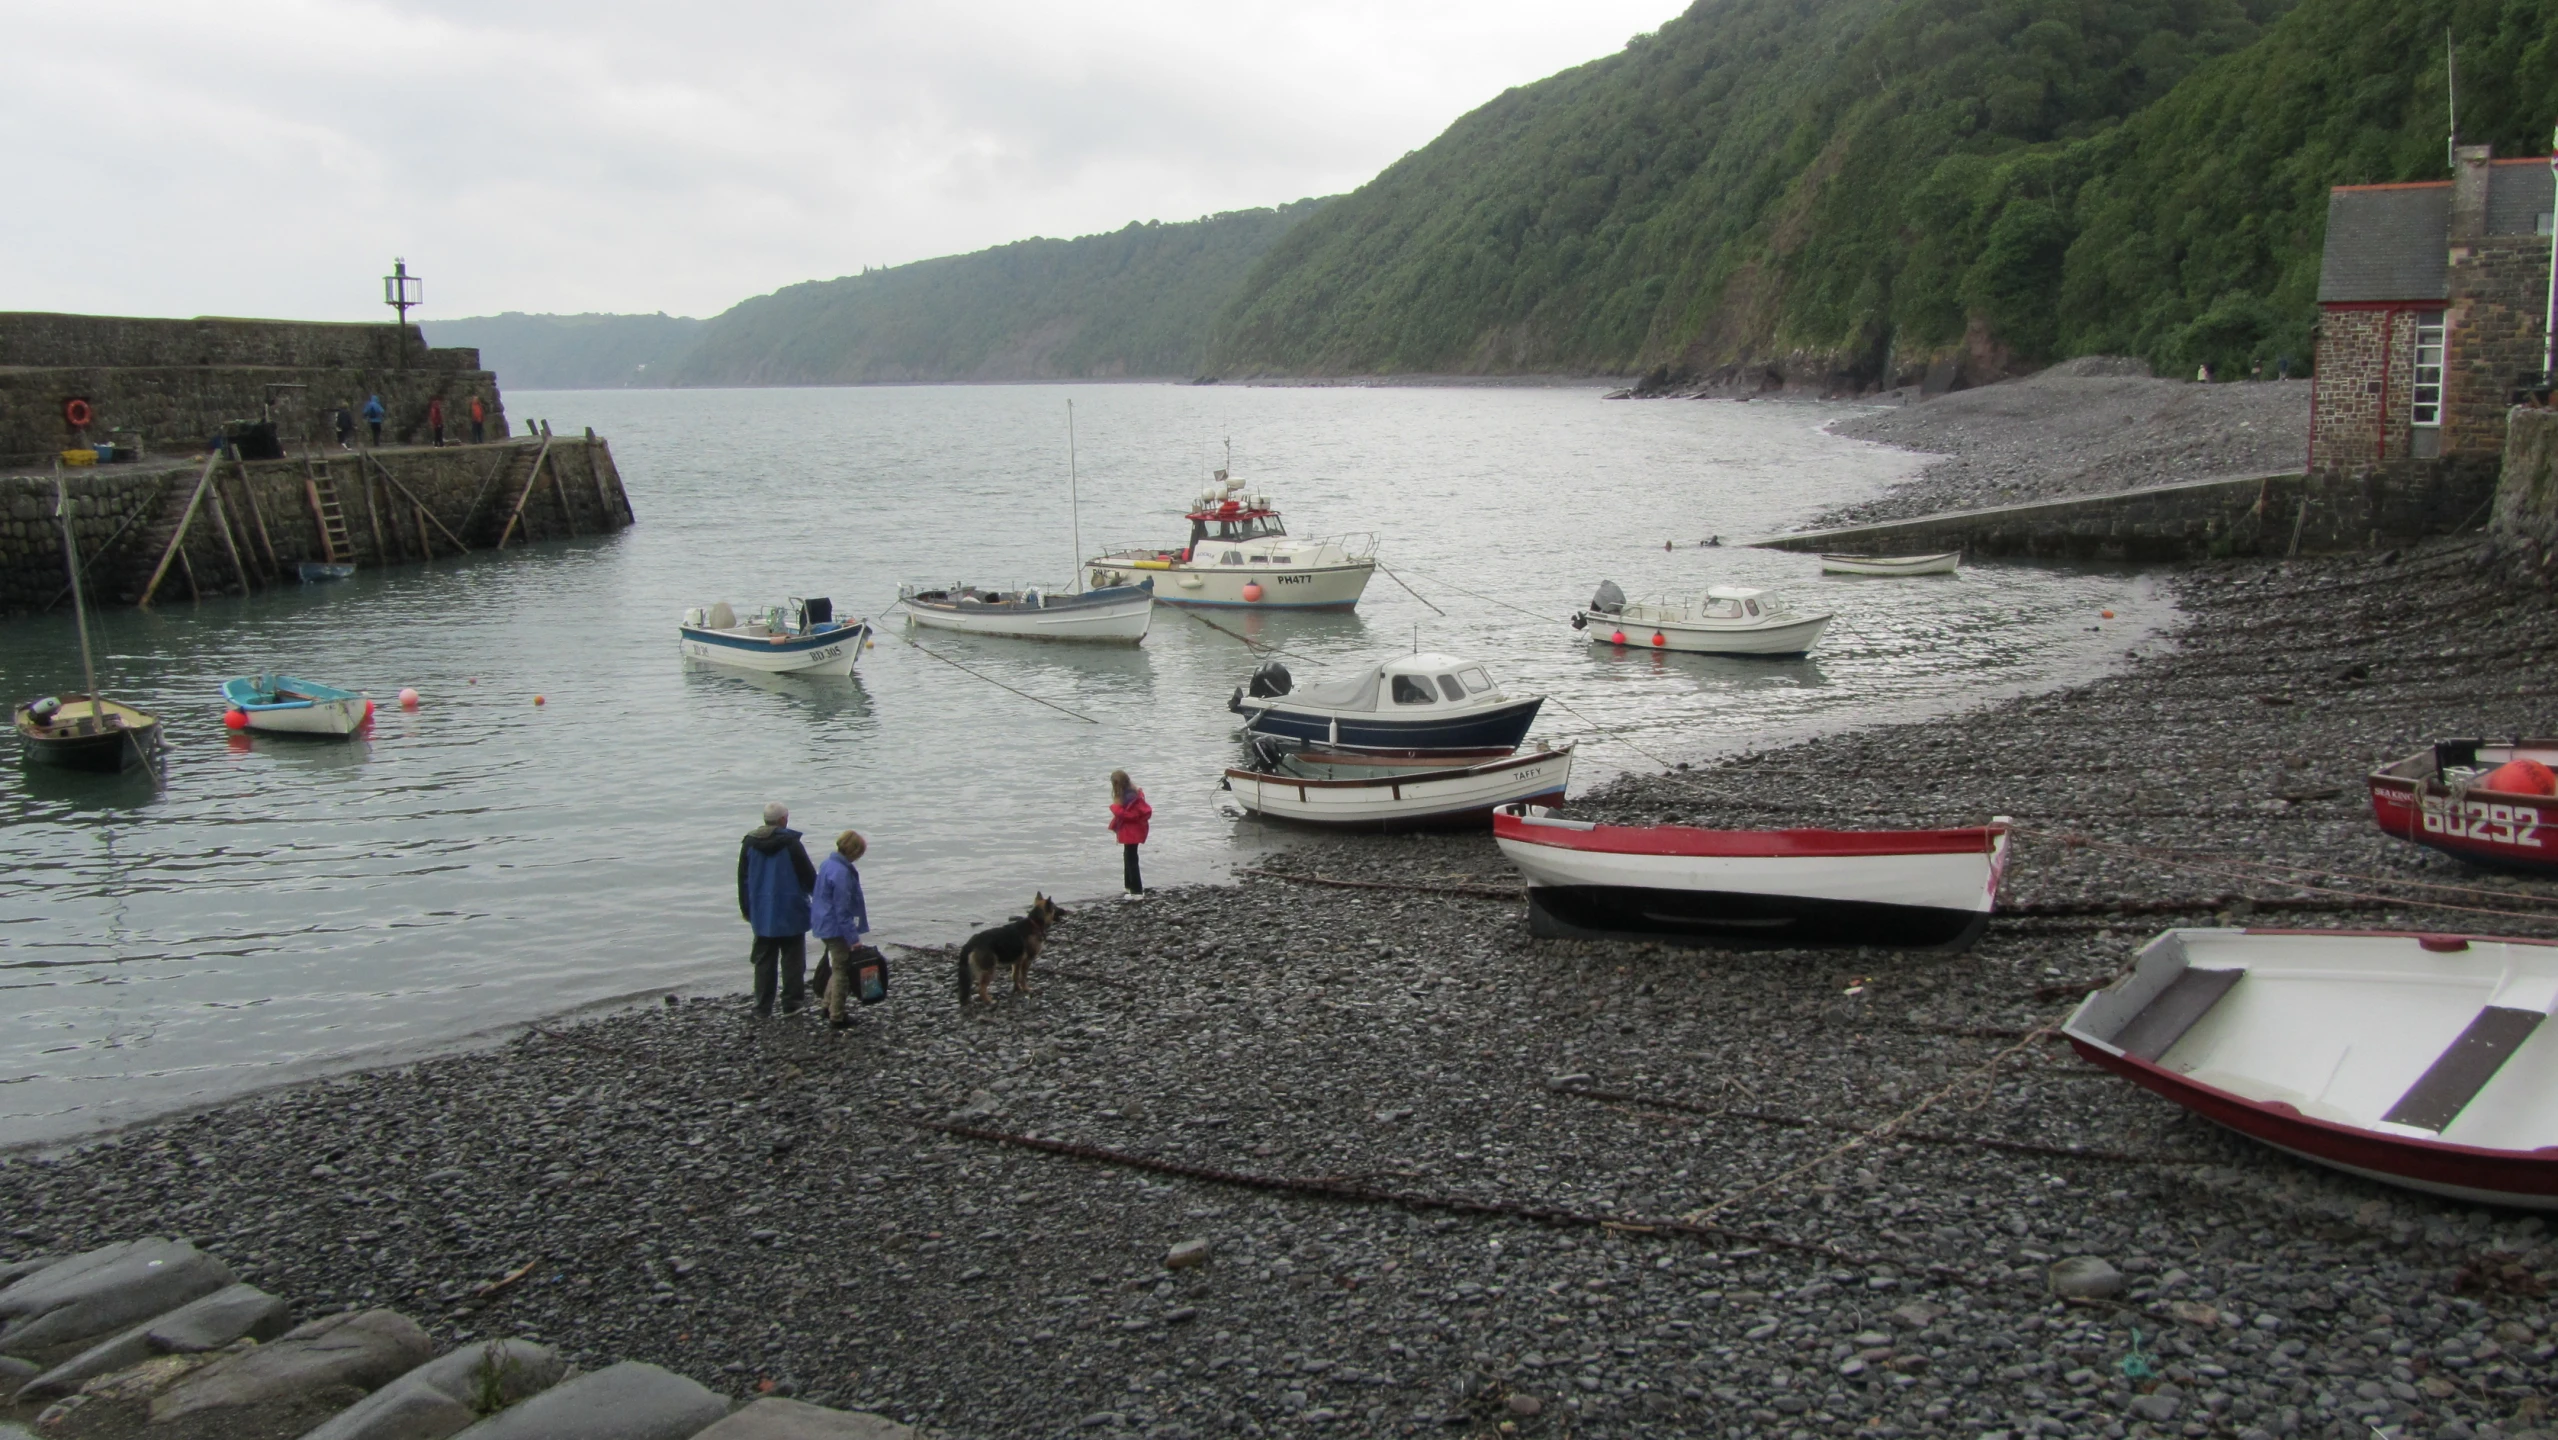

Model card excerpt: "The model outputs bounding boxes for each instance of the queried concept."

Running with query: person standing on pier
[427,395,446,447]
[810,830,872,1028]
[1108,770,1151,899]
[468,393,487,445]
[738,802,817,1016]
[333,402,356,451]
[361,394,385,446]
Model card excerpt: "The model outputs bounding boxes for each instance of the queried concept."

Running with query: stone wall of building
[0,435,629,617]
[2309,306,2429,473]
[0,312,500,466]
[2444,236,2555,457]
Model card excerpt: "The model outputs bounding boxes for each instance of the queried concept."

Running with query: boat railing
[1303,531,1379,561]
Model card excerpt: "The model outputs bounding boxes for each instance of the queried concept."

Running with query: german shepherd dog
[957,893,1067,1006]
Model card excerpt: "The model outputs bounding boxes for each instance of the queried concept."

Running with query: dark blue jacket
[361,396,385,422]
[812,853,868,941]
[738,825,815,937]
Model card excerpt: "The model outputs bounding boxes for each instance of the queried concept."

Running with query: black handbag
[848,944,889,1005]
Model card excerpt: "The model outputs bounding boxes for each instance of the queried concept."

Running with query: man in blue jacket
[737,802,817,1016]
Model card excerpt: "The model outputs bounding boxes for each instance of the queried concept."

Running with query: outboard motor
[1247,659,1292,698]
[1590,580,1626,616]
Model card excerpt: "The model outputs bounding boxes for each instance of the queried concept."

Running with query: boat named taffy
[680,598,871,676]
[1572,581,1830,657]
[899,581,1154,644]
[2368,739,2558,874]
[2065,927,2558,1209]
[221,675,373,737]
[1494,806,2009,949]
[1086,470,1375,610]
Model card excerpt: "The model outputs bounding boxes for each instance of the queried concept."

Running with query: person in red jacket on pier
[1108,769,1152,900]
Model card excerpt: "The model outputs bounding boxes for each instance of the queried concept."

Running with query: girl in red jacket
[1108,769,1152,899]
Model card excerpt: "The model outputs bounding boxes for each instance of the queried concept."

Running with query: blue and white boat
[680,597,871,676]
[221,674,372,737]
[1228,651,1544,756]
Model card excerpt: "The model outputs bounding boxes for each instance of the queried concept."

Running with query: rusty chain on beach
[1543,1083,2212,1169]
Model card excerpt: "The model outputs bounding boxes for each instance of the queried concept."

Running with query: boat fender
[1652,632,1667,647]
[223,709,248,729]
[1570,612,1587,630]
[1242,582,1264,602]
[1610,630,1626,646]
[2483,758,2558,795]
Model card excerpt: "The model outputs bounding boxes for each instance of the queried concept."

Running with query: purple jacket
[811,853,868,941]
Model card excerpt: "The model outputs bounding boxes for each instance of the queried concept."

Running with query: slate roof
[2486,159,2556,237]
[2318,185,2450,304]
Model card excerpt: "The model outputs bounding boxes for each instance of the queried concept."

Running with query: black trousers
[750,933,807,1014]
[367,421,382,445]
[1123,843,1143,894]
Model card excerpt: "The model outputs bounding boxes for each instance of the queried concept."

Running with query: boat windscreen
[1391,675,1438,704]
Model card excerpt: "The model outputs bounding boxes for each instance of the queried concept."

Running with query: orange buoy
[2483,758,2558,796]
[398,687,420,709]
[2100,609,2115,620]
[533,695,546,706]
[1610,630,1626,645]
[1242,582,1264,602]
[223,709,248,730]
[1651,632,1667,647]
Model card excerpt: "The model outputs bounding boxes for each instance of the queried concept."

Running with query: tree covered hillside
[1208,0,2558,384]
[427,312,705,389]
[673,202,1328,386]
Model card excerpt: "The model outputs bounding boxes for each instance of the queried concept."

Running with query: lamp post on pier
[383,258,423,369]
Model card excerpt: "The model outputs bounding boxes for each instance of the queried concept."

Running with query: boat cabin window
[1436,675,1466,702]
[1222,550,1244,565]
[1744,599,1760,616]
[1390,674,1438,704]
[1456,666,1491,693]
[1702,597,1744,619]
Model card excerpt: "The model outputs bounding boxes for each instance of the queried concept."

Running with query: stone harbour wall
[0,312,469,371]
[0,435,631,617]
[2443,235,2556,458]
[1757,460,2500,564]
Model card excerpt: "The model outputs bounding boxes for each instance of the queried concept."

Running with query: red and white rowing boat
[2065,928,2558,1209]
[1491,806,2010,949]
[2368,739,2558,874]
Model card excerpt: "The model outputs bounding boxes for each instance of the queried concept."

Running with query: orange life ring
[63,398,94,428]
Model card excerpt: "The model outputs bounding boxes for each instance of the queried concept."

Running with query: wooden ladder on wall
[304,458,354,563]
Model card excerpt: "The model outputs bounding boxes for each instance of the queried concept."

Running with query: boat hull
[14,697,161,773]
[238,698,370,736]
[2064,928,2558,1209]
[1495,808,2007,951]
[1238,695,1543,754]
[904,589,1153,643]
[1584,612,1829,657]
[1092,560,1374,610]
[296,563,356,583]
[2368,741,2558,875]
[680,622,871,676]
[1226,747,1572,831]
[1820,552,1959,577]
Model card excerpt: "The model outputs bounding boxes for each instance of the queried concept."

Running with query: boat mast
[1067,400,1083,593]
[55,475,103,736]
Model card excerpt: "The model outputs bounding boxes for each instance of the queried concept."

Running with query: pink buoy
[362,699,376,723]
[398,687,420,709]
[533,695,546,706]
[1652,632,1667,647]
[1610,630,1626,645]
[1241,582,1264,602]
[223,709,248,730]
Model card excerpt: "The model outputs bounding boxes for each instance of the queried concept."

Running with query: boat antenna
[1067,399,1083,593]
[55,473,104,736]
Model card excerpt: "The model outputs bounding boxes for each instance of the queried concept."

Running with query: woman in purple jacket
[811,830,871,1027]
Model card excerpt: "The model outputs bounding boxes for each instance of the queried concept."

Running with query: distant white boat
[1225,744,1573,830]
[1085,465,1376,611]
[899,581,1154,644]
[1573,581,1830,657]
[680,597,870,676]
[1820,551,1959,577]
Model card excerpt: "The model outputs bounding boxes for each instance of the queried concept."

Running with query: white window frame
[2411,311,2445,428]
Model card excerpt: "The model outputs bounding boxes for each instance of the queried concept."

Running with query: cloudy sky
[3,0,1678,323]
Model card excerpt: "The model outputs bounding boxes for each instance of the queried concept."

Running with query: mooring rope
[887,626,1102,725]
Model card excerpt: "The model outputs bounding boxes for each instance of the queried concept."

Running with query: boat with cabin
[1494,806,2010,949]
[221,675,373,737]
[1228,653,1543,755]
[1085,468,1375,610]
[898,580,1155,644]
[1572,581,1830,657]
[2064,927,2558,1209]
[679,598,871,676]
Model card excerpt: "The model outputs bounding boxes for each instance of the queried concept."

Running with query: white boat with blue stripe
[680,598,871,676]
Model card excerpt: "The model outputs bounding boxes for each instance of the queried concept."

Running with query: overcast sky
[3,0,1678,323]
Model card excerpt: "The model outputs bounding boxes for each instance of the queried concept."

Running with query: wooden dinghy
[1224,744,1573,830]
[1819,551,1960,577]
[899,581,1154,643]
[2065,928,2558,1209]
[2368,739,2558,874]
[1493,806,2010,949]
[221,675,372,737]
[14,694,163,773]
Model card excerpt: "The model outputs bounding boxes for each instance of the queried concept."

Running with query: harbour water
[0,384,2168,1145]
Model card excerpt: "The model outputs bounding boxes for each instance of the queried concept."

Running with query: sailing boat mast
[1067,400,1083,593]
[55,476,103,736]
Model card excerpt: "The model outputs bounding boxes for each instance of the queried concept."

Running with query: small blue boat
[1229,651,1544,756]
[221,675,372,737]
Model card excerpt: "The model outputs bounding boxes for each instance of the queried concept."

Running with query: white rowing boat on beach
[1224,744,1573,829]
[1820,551,1960,577]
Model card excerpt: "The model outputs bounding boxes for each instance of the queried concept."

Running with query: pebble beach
[7,385,2556,1440]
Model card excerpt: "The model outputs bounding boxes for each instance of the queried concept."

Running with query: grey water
[0,384,2168,1146]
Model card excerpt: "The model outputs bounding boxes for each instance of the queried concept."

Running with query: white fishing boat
[1494,805,2010,949]
[898,581,1154,644]
[1085,465,1375,611]
[1571,581,1830,657]
[679,597,870,676]
[1820,551,1960,577]
[1225,744,1573,830]
[1229,654,1544,756]
[2064,928,2558,1209]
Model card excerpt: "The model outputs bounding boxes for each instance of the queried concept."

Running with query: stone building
[2310,146,2554,474]
[0,312,504,467]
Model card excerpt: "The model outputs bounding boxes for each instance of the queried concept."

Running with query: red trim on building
[2319,300,2440,312]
